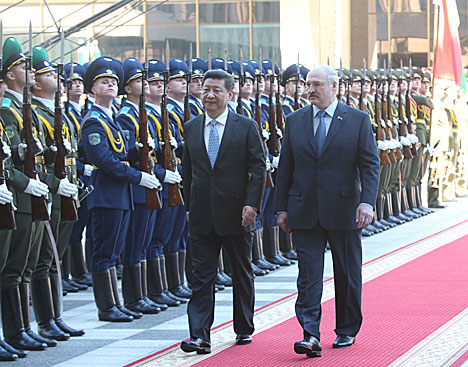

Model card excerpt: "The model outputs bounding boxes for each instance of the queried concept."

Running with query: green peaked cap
[32,46,54,74]
[1,37,26,77]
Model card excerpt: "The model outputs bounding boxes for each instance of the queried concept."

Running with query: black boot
[141,260,167,311]
[416,184,433,213]
[178,250,192,295]
[63,248,86,291]
[401,188,419,219]
[92,270,133,322]
[49,274,85,336]
[1,286,47,351]
[70,243,93,286]
[279,230,297,260]
[147,257,180,307]
[251,262,267,276]
[30,278,69,342]
[160,256,188,304]
[264,227,291,266]
[109,267,142,319]
[407,186,425,216]
[0,339,27,358]
[386,192,405,224]
[392,191,411,222]
[122,263,160,314]
[252,228,278,271]
[166,253,191,299]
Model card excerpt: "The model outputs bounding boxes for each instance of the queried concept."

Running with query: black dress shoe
[180,338,211,354]
[144,297,168,311]
[283,249,298,260]
[72,273,93,287]
[380,218,396,228]
[332,335,355,348]
[98,306,134,322]
[62,280,79,293]
[252,262,268,276]
[0,344,17,362]
[37,319,70,341]
[428,202,446,209]
[255,259,279,270]
[26,328,57,347]
[0,340,27,358]
[6,331,48,351]
[294,336,321,358]
[362,228,373,237]
[117,304,142,319]
[149,292,180,307]
[55,318,85,337]
[66,278,88,291]
[235,334,252,345]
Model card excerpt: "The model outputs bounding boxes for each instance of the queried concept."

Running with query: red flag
[433,0,463,85]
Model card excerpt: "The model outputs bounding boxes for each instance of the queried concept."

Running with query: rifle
[162,41,184,207]
[397,65,413,159]
[54,29,78,222]
[347,57,352,106]
[267,56,279,158]
[375,91,391,166]
[338,58,343,101]
[255,48,273,188]
[24,22,49,221]
[184,43,192,123]
[0,20,16,230]
[385,65,403,161]
[236,48,244,114]
[81,95,89,118]
[139,41,162,210]
[405,60,417,156]
[359,59,366,112]
[294,53,300,110]
[275,53,284,134]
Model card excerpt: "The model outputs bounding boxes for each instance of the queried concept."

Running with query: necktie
[208,120,220,167]
[315,110,327,156]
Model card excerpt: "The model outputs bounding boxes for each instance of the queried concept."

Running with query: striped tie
[208,120,220,167]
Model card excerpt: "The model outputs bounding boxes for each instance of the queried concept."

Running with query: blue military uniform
[185,58,207,117]
[81,56,147,322]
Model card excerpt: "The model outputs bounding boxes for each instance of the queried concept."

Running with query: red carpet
[191,234,468,367]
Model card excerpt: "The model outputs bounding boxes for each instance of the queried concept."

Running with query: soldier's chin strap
[44,220,63,315]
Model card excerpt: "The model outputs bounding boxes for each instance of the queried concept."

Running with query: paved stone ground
[0,197,466,367]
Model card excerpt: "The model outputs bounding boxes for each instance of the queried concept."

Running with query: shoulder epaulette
[91,111,100,119]
[1,98,11,108]
[119,106,130,115]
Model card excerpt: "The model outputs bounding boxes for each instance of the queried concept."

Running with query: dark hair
[202,69,234,92]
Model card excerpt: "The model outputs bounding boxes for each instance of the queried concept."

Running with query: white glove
[57,178,78,198]
[407,134,419,144]
[63,138,72,154]
[35,139,44,154]
[148,137,155,150]
[272,156,280,169]
[276,127,283,139]
[50,144,58,152]
[2,141,11,159]
[24,179,49,197]
[266,157,272,171]
[18,143,27,161]
[84,164,93,177]
[139,172,162,190]
[425,145,435,157]
[261,129,270,140]
[170,136,178,149]
[377,140,388,151]
[392,138,402,149]
[400,136,412,147]
[0,184,13,205]
[164,170,182,184]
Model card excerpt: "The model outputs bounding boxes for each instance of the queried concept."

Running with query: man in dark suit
[180,69,266,354]
[275,65,379,357]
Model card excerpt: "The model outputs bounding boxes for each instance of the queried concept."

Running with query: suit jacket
[275,100,380,231]
[182,111,266,236]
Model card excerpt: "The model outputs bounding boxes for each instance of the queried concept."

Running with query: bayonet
[207,45,212,69]
[224,45,228,71]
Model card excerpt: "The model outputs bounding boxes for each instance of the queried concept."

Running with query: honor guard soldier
[260,59,293,266]
[156,58,191,300]
[0,37,59,353]
[63,61,94,287]
[144,59,186,307]
[281,64,306,115]
[28,46,84,342]
[186,57,207,116]
[116,57,164,315]
[227,60,241,113]
[239,62,256,119]
[81,56,161,322]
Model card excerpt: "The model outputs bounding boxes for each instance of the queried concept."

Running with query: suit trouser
[292,225,362,340]
[90,207,130,273]
[187,230,254,341]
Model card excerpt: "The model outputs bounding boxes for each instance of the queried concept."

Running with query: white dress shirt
[312,98,338,136]
[204,108,229,153]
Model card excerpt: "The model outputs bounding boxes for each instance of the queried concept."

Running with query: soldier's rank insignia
[5,127,14,139]
[88,133,101,145]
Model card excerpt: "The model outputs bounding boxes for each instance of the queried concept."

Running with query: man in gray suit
[181,69,266,354]
[275,65,379,357]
